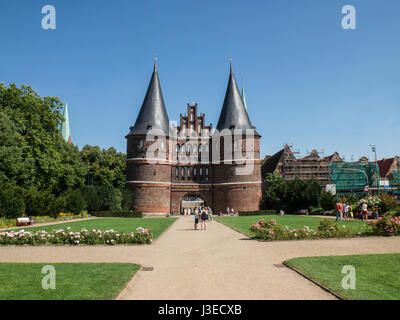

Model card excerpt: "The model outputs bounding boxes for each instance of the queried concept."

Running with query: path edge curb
[283,261,345,300]
[115,264,142,300]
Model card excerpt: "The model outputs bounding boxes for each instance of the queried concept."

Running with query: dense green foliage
[0,83,130,218]
[0,263,140,300]
[238,210,277,216]
[263,173,327,213]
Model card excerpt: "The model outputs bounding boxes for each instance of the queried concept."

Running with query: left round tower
[126,60,171,214]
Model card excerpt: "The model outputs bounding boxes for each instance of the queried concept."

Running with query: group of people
[335,200,356,221]
[193,206,212,230]
[217,206,236,217]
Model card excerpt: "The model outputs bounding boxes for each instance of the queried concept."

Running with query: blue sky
[1,0,399,160]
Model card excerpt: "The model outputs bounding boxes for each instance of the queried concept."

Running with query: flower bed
[250,218,359,241]
[0,227,152,245]
[366,216,400,236]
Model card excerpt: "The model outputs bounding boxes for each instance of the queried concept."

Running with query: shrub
[92,211,142,218]
[239,210,277,216]
[0,218,16,228]
[366,216,400,236]
[0,226,152,245]
[309,207,324,215]
[379,194,398,213]
[357,196,381,210]
[250,218,357,241]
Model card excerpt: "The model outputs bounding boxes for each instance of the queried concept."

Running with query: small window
[200,168,203,176]
[181,167,185,180]
[205,168,209,176]
[187,167,191,180]
[138,139,144,149]
[175,168,179,180]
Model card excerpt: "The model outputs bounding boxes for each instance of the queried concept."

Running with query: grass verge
[284,253,400,300]
[0,263,140,300]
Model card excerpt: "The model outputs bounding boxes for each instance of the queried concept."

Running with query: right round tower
[212,62,262,213]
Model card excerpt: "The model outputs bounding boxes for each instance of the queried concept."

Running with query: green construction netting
[329,162,379,191]
[390,169,400,187]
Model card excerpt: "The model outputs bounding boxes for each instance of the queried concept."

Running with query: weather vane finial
[154,57,157,72]
[229,58,232,73]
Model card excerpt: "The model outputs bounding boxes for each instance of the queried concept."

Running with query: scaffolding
[329,162,379,192]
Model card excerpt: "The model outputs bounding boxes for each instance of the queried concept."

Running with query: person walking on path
[201,208,208,230]
[336,200,343,222]
[194,211,199,230]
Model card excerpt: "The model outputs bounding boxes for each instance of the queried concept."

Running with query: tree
[0,83,64,190]
[0,111,35,188]
[263,173,287,210]
[0,184,25,218]
[319,191,337,211]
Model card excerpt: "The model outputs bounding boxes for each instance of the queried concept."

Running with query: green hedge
[92,211,142,218]
[239,210,277,216]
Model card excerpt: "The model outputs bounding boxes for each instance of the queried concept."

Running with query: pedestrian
[362,202,368,221]
[194,210,199,230]
[208,208,212,222]
[219,211,222,217]
[349,206,354,220]
[335,199,343,222]
[201,209,208,230]
[343,203,349,221]
[227,206,230,215]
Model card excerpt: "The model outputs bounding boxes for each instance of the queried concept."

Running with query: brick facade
[126,103,262,214]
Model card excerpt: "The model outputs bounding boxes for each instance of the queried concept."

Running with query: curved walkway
[1,216,400,299]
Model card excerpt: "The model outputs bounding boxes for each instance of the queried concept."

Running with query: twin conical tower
[126,60,262,214]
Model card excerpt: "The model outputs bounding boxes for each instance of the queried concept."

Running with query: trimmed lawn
[284,254,400,300]
[10,217,176,240]
[0,263,140,300]
[215,215,366,237]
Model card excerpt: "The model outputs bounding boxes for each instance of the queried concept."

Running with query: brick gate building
[126,61,262,214]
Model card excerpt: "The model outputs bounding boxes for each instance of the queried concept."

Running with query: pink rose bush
[250,218,357,241]
[0,226,152,246]
[366,216,400,236]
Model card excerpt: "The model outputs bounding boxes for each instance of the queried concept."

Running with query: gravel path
[1,216,400,299]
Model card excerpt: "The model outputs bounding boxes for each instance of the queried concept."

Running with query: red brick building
[126,61,262,214]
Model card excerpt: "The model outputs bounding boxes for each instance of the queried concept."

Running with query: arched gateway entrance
[180,194,205,214]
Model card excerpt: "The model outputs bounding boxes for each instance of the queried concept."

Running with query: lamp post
[370,144,380,195]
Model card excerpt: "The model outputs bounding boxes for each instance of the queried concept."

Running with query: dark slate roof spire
[127,59,170,136]
[216,60,258,135]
